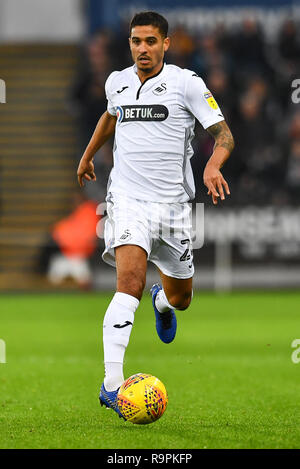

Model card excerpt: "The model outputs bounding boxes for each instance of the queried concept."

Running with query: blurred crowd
[69,17,300,207]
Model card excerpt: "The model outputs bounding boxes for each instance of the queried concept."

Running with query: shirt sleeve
[105,72,117,116]
[184,71,224,129]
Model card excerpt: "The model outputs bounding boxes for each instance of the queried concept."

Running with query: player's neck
[136,62,164,84]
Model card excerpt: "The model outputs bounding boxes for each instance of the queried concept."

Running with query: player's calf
[167,290,193,310]
[117,272,146,300]
[115,245,147,300]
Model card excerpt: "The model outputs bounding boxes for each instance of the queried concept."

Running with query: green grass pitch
[1,291,300,449]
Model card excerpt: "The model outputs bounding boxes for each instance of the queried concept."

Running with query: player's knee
[117,270,146,300]
[169,291,192,311]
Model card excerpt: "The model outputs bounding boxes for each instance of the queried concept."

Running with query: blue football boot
[150,283,177,344]
[99,383,126,420]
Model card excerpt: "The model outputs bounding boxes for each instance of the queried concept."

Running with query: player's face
[129,25,170,76]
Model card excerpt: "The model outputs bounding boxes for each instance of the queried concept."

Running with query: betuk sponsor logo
[116,104,169,123]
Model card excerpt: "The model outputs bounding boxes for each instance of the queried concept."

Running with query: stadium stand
[0,45,79,290]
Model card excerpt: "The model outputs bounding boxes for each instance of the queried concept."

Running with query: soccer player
[77,11,234,418]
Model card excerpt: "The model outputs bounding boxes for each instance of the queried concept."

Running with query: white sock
[103,292,139,391]
[104,362,124,391]
[155,289,174,313]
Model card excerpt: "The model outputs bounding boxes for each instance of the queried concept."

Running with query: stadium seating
[0,45,79,291]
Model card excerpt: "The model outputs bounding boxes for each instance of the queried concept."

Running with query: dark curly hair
[130,11,169,38]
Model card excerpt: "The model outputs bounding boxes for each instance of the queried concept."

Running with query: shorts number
[180,239,191,262]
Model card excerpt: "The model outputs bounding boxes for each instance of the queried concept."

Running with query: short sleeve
[105,72,118,116]
[184,72,224,129]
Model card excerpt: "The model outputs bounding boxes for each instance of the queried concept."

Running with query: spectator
[278,19,300,65]
[191,33,232,80]
[70,30,113,154]
[69,30,114,201]
[167,26,195,68]
[230,18,271,79]
[38,193,100,288]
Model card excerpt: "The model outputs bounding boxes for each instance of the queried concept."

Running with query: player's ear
[163,36,170,52]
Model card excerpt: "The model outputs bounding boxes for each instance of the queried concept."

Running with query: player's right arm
[77,111,117,187]
[183,70,234,205]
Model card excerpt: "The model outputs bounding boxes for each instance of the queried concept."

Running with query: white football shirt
[105,63,224,203]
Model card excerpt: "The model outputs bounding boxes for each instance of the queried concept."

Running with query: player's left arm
[204,120,235,205]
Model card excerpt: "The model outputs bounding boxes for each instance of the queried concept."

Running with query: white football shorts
[102,192,194,279]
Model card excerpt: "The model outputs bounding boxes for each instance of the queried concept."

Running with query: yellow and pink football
[117,373,168,424]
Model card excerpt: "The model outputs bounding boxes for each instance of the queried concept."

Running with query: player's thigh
[115,244,148,299]
[157,267,193,310]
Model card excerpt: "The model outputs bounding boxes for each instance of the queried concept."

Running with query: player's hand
[203,163,230,205]
[77,158,96,187]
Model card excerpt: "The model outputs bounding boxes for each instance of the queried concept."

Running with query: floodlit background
[0,0,299,292]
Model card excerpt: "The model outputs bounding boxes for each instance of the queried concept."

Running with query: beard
[137,63,153,72]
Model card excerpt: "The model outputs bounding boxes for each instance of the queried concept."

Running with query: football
[117,373,168,424]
